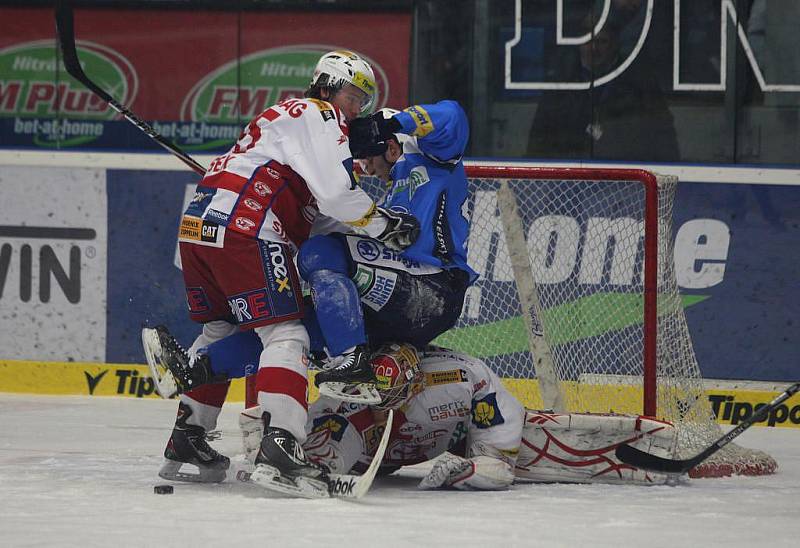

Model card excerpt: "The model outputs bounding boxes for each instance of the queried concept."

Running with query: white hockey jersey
[303,348,525,475]
[181,98,382,251]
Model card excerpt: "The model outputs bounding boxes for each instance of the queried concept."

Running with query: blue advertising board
[97,167,799,382]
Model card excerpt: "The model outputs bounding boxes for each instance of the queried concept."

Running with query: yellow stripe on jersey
[405,105,434,137]
[345,202,377,228]
[308,98,333,112]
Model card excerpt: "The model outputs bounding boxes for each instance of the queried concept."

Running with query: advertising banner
[2,165,795,380]
[0,163,797,424]
[674,180,799,382]
[0,7,410,152]
[0,166,108,362]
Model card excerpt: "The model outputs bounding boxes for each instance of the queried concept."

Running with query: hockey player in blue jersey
[302,101,478,403]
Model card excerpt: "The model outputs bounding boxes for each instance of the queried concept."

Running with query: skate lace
[330,351,358,372]
[164,334,192,370]
[194,433,223,459]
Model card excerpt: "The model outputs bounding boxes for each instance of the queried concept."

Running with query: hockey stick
[615,382,800,475]
[54,0,206,176]
[238,409,393,499]
[342,408,393,498]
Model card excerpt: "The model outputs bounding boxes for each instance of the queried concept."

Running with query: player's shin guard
[253,321,310,442]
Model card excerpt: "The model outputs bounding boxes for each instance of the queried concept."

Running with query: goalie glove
[375,207,420,251]
[348,112,402,159]
[418,453,515,491]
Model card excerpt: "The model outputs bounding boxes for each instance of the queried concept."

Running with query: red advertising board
[0,7,410,150]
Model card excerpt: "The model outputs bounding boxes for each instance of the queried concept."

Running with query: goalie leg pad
[514,411,677,485]
[240,405,366,475]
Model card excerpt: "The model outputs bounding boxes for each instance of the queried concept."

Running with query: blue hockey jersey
[384,101,478,283]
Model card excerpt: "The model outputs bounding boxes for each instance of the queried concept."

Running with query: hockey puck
[154,484,174,495]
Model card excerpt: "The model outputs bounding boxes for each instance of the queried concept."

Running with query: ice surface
[1,394,797,547]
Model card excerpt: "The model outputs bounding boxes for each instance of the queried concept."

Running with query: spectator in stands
[527,15,679,162]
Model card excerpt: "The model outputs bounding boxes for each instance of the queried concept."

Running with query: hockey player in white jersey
[147,50,420,496]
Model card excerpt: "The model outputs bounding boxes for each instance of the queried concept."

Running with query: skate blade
[247,465,330,499]
[318,382,381,404]
[158,459,227,483]
[142,328,178,399]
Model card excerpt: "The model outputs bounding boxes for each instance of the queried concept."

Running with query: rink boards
[0,156,798,428]
[1,359,798,429]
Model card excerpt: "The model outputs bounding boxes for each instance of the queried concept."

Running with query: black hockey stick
[616,381,800,475]
[54,0,206,176]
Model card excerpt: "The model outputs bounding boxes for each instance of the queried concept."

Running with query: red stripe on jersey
[202,171,248,194]
[183,381,231,408]
[255,367,308,410]
[270,168,316,247]
[228,164,285,237]
[262,107,280,122]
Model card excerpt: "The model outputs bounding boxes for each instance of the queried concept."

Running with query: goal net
[431,165,775,478]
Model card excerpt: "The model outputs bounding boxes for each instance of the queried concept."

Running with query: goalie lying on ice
[243,343,525,491]
[144,326,678,487]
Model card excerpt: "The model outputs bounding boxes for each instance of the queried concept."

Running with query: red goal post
[467,165,660,417]
[453,164,775,477]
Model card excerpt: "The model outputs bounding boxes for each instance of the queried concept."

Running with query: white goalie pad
[514,410,677,485]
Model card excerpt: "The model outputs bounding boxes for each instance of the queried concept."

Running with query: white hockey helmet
[309,50,377,115]
[371,343,424,410]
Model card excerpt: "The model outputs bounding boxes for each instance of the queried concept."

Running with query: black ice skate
[158,403,230,483]
[142,325,223,398]
[249,413,330,498]
[313,344,381,404]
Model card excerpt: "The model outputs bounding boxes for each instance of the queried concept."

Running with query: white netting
[426,166,774,478]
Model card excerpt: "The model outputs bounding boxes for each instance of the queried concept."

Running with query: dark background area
[2,0,799,166]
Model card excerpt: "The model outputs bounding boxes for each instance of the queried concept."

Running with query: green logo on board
[182,45,388,124]
[0,39,137,146]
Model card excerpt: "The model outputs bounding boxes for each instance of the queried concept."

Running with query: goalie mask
[308,50,377,115]
[371,343,424,410]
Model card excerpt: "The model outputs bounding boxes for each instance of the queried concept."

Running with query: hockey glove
[376,207,420,251]
[348,113,402,159]
[418,453,515,491]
